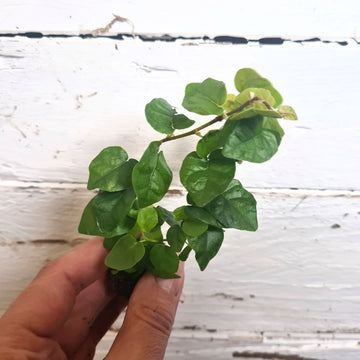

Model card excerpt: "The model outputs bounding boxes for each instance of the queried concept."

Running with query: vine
[78,68,297,287]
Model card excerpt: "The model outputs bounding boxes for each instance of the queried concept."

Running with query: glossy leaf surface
[234,68,283,107]
[180,150,235,206]
[145,98,175,135]
[150,244,179,274]
[205,179,258,231]
[182,78,227,115]
[222,117,279,163]
[137,207,158,232]
[88,147,137,192]
[105,234,145,271]
[132,141,172,207]
[189,227,224,271]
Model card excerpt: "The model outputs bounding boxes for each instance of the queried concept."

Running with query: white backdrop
[1,1,360,359]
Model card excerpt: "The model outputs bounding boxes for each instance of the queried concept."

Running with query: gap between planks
[1,180,360,198]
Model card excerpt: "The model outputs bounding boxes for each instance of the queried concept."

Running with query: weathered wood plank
[1,38,359,190]
[95,330,360,360]
[1,185,359,334]
[0,0,359,40]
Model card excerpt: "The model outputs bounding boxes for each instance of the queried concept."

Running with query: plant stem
[160,97,271,143]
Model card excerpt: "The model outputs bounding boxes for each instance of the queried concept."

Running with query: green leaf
[144,225,163,241]
[278,105,298,120]
[229,88,280,121]
[196,130,223,158]
[78,197,105,236]
[223,93,236,113]
[184,206,223,228]
[78,190,136,237]
[222,117,279,163]
[137,207,158,232]
[103,236,120,250]
[234,68,283,107]
[173,206,187,221]
[132,141,173,207]
[263,117,284,145]
[205,179,258,231]
[182,218,208,237]
[182,78,227,115]
[179,245,192,261]
[150,244,179,274]
[105,234,145,271]
[87,147,137,192]
[167,225,186,252]
[196,119,237,158]
[173,114,195,129]
[180,149,235,207]
[145,98,175,135]
[93,189,136,235]
[157,206,180,226]
[189,227,224,271]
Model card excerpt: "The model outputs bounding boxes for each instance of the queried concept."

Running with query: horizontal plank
[1,185,359,334]
[0,0,359,39]
[1,38,359,190]
[95,330,360,360]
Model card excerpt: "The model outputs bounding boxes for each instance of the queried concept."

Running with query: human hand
[0,237,184,359]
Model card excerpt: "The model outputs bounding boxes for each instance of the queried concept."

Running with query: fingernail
[156,262,184,296]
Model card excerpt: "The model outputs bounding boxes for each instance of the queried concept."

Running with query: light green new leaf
[278,105,298,120]
[150,244,179,274]
[132,141,173,207]
[105,234,145,271]
[182,78,227,115]
[88,147,137,192]
[145,98,175,135]
[189,227,224,271]
[167,225,186,252]
[182,218,208,237]
[222,117,279,163]
[172,114,195,129]
[180,150,235,207]
[137,207,158,232]
[229,88,280,121]
[93,189,136,235]
[205,179,258,231]
[234,68,283,107]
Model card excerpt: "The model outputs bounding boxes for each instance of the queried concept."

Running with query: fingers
[73,295,128,360]
[106,263,184,360]
[55,275,114,356]
[1,237,108,337]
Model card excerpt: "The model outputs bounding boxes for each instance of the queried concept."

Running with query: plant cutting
[78,68,297,294]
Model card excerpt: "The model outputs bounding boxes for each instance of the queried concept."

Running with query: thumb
[106,263,184,360]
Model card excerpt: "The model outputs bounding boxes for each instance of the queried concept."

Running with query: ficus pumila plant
[78,68,297,290]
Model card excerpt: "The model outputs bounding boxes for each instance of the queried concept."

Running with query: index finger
[1,237,108,337]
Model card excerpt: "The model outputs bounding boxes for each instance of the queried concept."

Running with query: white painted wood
[95,330,360,360]
[1,38,359,190]
[0,0,359,40]
[1,186,359,334]
[1,6,359,358]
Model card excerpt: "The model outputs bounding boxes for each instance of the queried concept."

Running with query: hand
[0,237,184,359]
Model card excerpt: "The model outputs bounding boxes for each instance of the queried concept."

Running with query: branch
[160,96,272,143]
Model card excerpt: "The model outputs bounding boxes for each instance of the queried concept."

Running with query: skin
[0,237,184,360]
